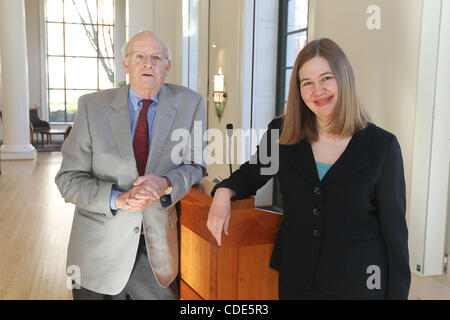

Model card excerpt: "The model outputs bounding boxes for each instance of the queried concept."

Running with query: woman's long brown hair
[279,38,370,145]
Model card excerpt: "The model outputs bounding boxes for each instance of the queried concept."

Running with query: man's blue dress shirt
[110,86,159,210]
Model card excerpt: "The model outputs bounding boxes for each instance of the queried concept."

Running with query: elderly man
[55,31,206,300]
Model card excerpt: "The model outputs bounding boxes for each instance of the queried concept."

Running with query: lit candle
[214,68,224,92]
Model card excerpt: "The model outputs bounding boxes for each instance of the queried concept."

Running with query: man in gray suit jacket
[55,31,206,300]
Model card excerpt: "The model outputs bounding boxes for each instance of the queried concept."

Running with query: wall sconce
[213,68,227,121]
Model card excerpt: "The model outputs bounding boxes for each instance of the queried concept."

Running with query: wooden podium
[179,181,283,300]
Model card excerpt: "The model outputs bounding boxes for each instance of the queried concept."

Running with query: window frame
[273,0,309,210]
[275,0,309,117]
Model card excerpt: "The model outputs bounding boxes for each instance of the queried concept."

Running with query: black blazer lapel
[295,140,320,186]
[320,125,372,186]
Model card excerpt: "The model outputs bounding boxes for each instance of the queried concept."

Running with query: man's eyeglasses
[127,52,168,66]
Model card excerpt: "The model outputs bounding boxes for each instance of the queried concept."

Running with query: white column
[0,0,36,160]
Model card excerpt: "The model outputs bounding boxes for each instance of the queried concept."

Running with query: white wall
[127,0,183,85]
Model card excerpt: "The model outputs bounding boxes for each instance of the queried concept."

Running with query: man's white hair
[121,30,171,59]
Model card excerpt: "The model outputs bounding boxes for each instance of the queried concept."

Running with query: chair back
[29,109,41,126]
[29,108,50,131]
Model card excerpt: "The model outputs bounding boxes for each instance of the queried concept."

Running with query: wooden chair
[29,108,50,145]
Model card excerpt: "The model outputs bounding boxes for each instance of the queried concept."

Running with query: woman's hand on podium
[207,188,235,246]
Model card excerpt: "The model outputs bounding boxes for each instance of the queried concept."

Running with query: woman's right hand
[206,188,235,246]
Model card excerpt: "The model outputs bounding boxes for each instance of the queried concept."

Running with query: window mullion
[63,0,67,123]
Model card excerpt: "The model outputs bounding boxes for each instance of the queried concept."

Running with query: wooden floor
[0,152,74,300]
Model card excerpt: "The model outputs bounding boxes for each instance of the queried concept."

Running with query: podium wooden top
[180,179,283,248]
[189,178,255,210]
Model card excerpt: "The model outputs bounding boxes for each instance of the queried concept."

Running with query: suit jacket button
[313,229,321,238]
[314,186,321,196]
[313,208,321,217]
[134,227,140,233]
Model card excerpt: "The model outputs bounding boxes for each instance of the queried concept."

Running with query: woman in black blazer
[207,38,410,300]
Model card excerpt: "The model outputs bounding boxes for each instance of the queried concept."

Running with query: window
[45,0,115,122]
[273,0,309,210]
[275,0,309,116]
